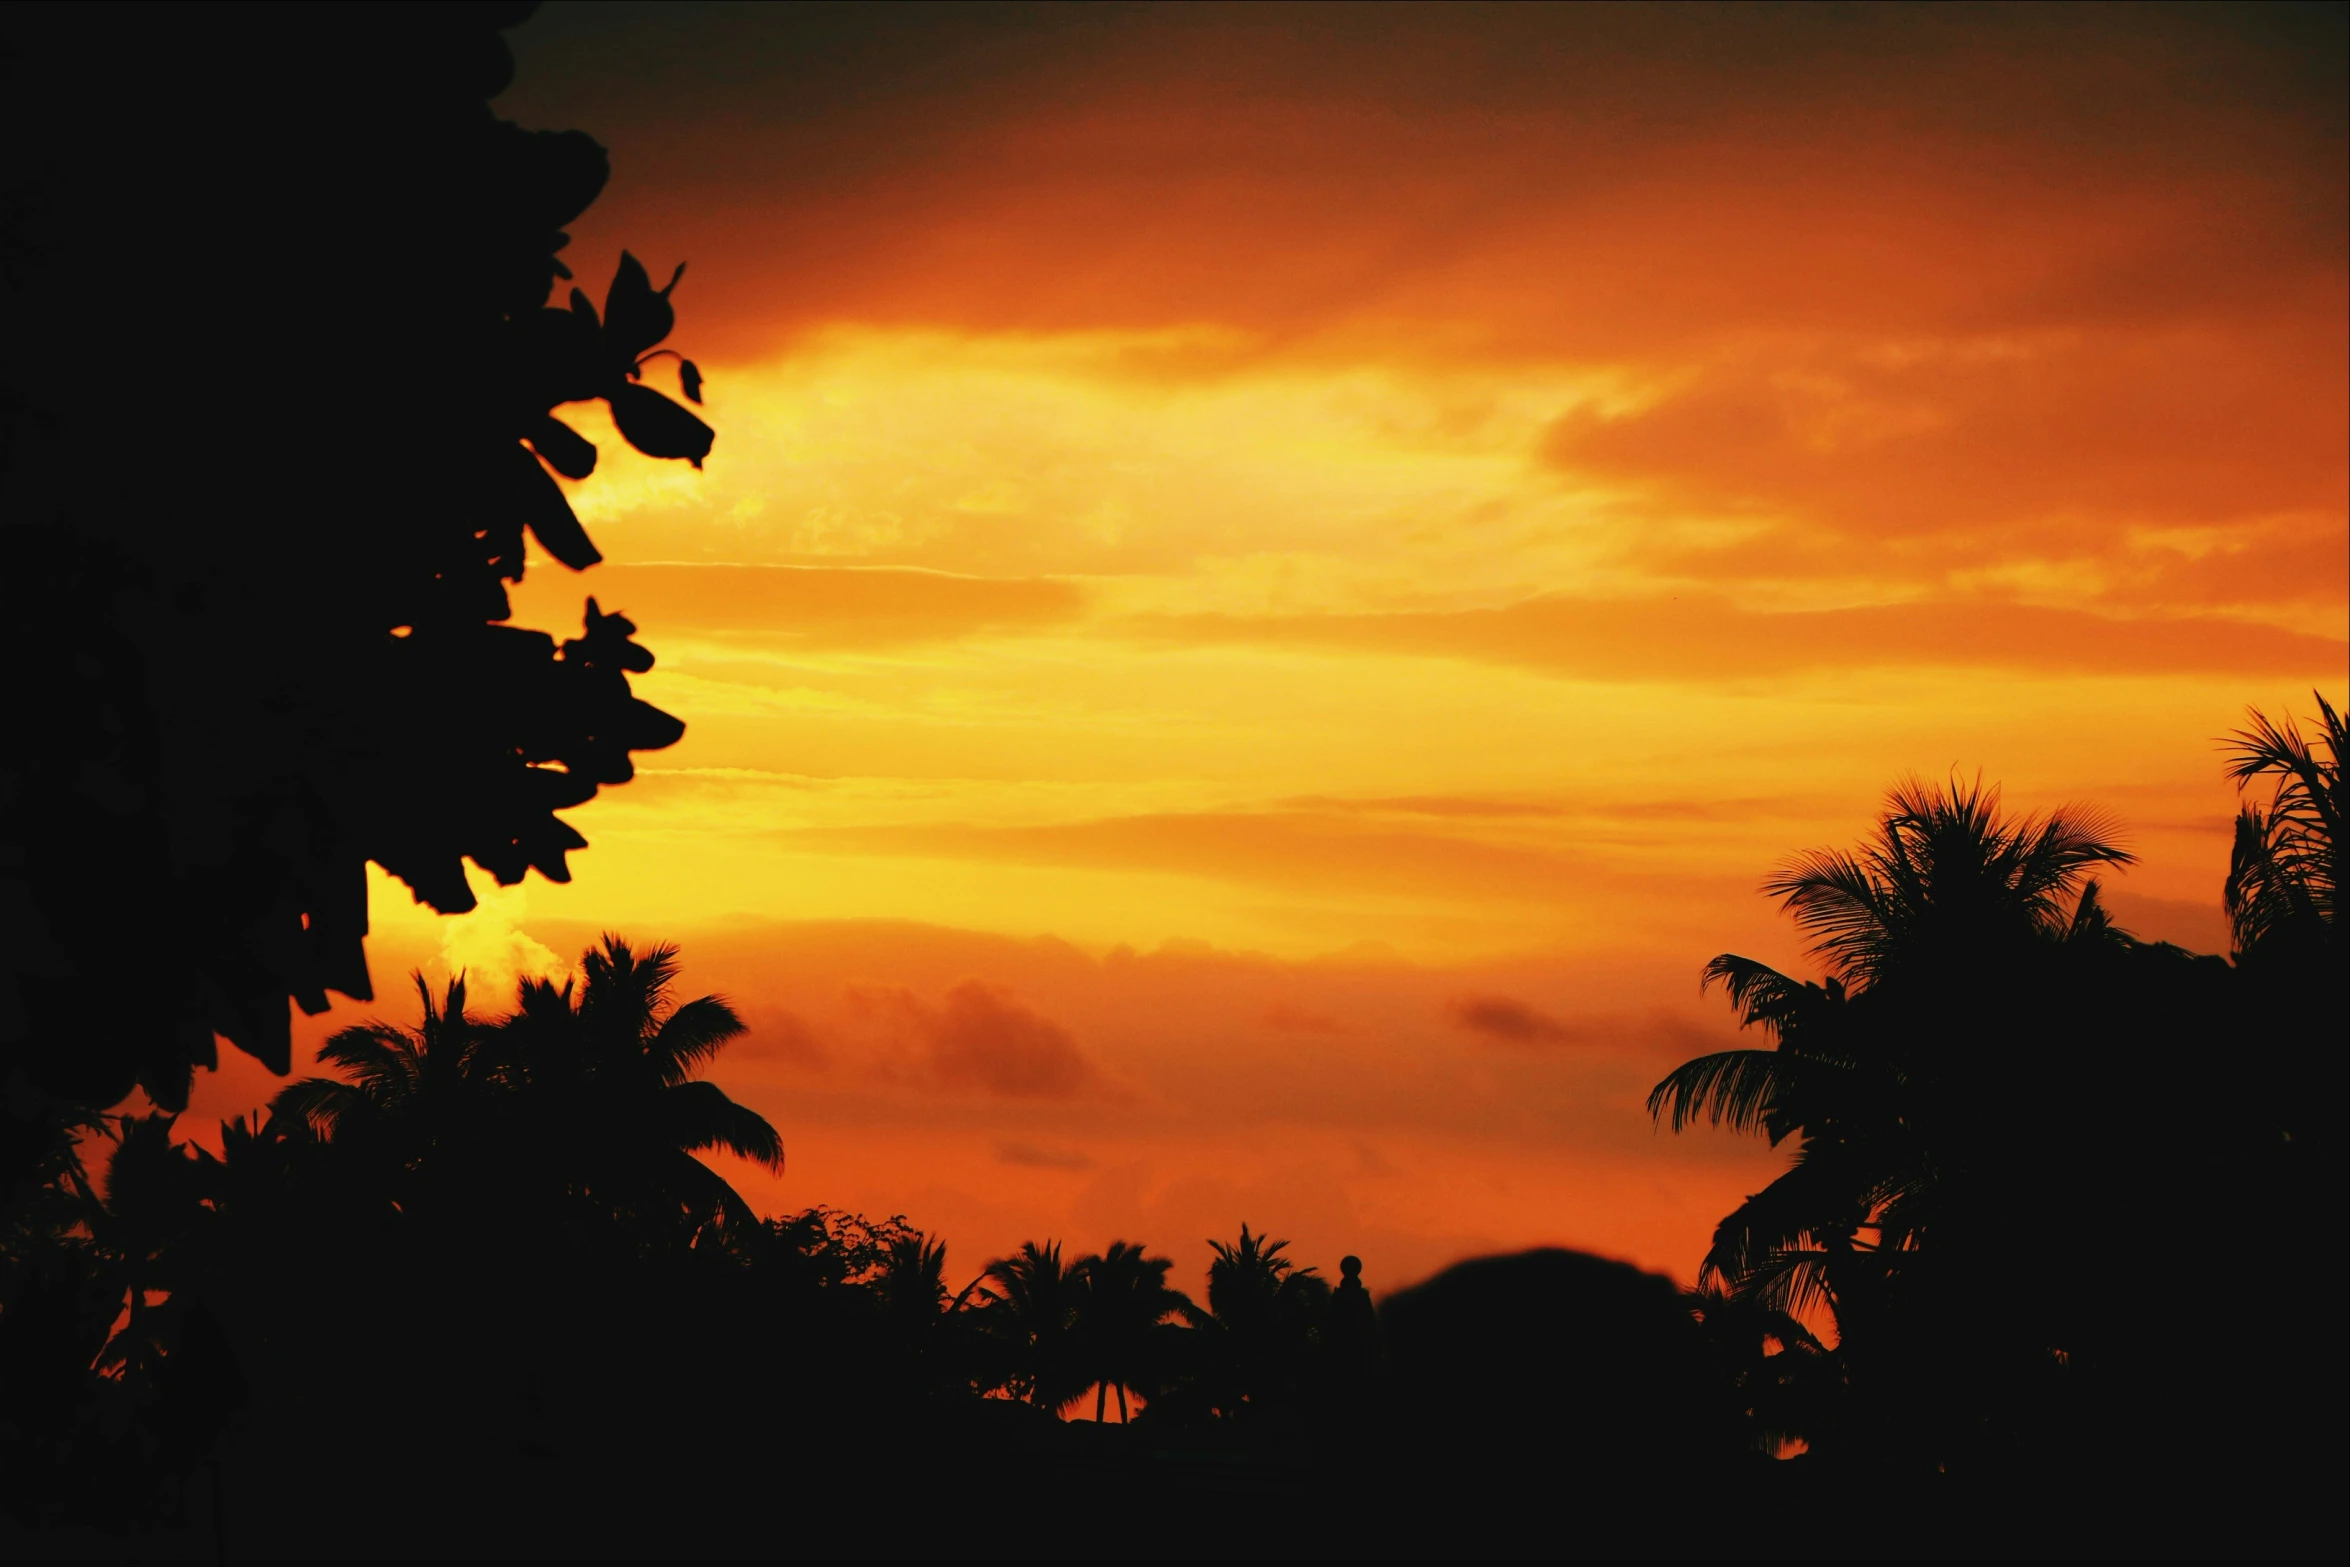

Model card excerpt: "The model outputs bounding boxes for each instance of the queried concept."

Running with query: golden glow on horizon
[180,11,2346,1293]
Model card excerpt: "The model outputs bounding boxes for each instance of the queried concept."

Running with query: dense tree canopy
[1,3,707,1126]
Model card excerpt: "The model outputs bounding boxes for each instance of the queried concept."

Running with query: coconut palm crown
[2224,692,2343,958]
[1648,778,2134,1318]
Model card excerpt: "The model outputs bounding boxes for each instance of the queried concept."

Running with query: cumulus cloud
[1445,994,1581,1046]
[855,979,1097,1098]
[433,874,571,1009]
[737,1007,828,1066]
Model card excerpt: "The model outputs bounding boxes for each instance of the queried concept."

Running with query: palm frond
[1699,953,1847,1038]
[270,1077,363,1139]
[2011,804,2134,906]
[1647,1050,1796,1136]
[1764,849,1896,982]
[658,1079,784,1172]
[315,1021,422,1102]
[1732,1246,1839,1319]
[2223,693,2342,943]
[2066,878,2119,943]
[1699,1147,1875,1291]
[650,994,747,1085]
[583,934,683,1047]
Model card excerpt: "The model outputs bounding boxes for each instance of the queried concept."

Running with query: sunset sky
[191,3,2346,1294]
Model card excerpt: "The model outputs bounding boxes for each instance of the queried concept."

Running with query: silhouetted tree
[1686,1285,1839,1458]
[1175,1224,1330,1420]
[1,5,710,1138]
[280,939,781,1252]
[1654,784,2122,1307]
[756,1207,928,1291]
[2221,694,2346,1153]
[1649,778,2152,1465]
[272,975,498,1204]
[1071,1241,1189,1422]
[983,1241,1090,1411]
[2225,693,2343,956]
[880,1232,952,1321]
[2217,694,2347,1508]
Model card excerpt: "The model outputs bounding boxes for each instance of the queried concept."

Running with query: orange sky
[185,3,2347,1296]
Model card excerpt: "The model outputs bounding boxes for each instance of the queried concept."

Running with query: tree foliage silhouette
[2224,692,2343,958]
[1,4,710,1135]
[1651,751,2342,1480]
[1071,1240,1189,1422]
[982,1240,1092,1411]
[1169,1223,1331,1420]
[1649,778,2133,1324]
[276,937,779,1249]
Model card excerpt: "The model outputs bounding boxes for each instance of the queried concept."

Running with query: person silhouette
[1327,1255,1379,1379]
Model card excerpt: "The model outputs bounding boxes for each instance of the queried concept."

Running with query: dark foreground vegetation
[2,705,2338,1556]
[2,3,2341,1557]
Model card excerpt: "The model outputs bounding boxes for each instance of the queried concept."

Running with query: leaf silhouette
[602,250,679,365]
[507,445,602,569]
[576,597,657,674]
[679,359,703,404]
[520,126,610,233]
[619,697,687,753]
[520,302,606,407]
[609,382,713,467]
[527,416,597,480]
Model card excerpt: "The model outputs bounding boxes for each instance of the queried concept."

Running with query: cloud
[1446,995,1580,1046]
[996,1140,1096,1170]
[1550,333,2344,537]
[1281,795,1569,820]
[512,5,2345,358]
[1124,596,2347,682]
[1264,1002,1346,1035]
[854,979,1097,1099]
[736,1006,828,1066]
[432,872,571,1008]
[1545,332,2347,619]
[782,809,1601,906]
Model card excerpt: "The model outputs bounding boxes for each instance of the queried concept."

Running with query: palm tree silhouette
[2224,692,2342,957]
[275,940,780,1248]
[2218,693,2346,1426]
[83,1112,203,1378]
[982,1240,1089,1412]
[273,974,491,1165]
[878,1232,950,1321]
[1072,1241,1189,1422]
[1182,1224,1330,1417]
[496,936,782,1244]
[1687,1285,1841,1457]
[1648,778,2133,1335]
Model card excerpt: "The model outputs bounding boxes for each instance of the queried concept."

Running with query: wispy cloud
[996,1140,1096,1170]
[512,562,1084,649]
[1122,597,2345,681]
